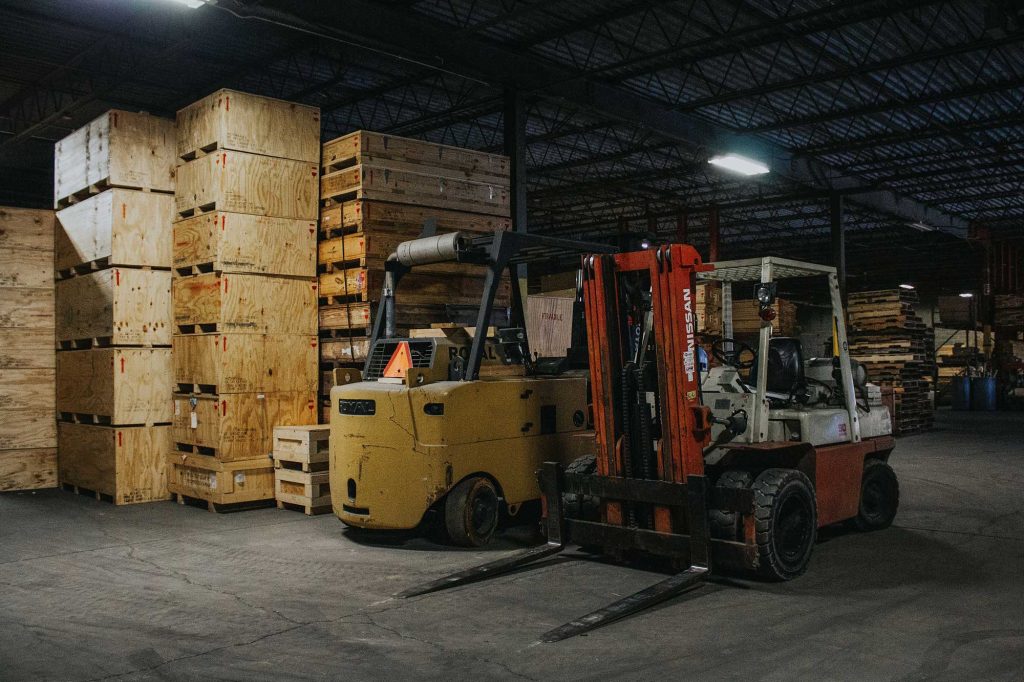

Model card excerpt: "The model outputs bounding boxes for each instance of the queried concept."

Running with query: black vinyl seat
[748,337,806,400]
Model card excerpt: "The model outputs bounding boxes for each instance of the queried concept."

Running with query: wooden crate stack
[317,131,512,420]
[272,425,330,515]
[847,289,935,435]
[168,90,321,511]
[0,208,58,491]
[995,294,1024,329]
[733,297,799,339]
[53,111,176,504]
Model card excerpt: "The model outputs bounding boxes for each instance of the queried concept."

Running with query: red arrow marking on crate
[223,277,228,293]
[122,203,126,220]
[221,215,226,231]
[225,95,229,112]
[120,357,125,373]
[222,400,227,416]
[115,270,120,286]
[222,336,227,352]
[118,431,123,447]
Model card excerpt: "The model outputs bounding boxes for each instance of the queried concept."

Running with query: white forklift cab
[697,257,893,460]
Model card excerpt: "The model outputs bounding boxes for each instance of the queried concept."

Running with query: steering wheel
[711,338,757,370]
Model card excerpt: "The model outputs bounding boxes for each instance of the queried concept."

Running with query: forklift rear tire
[752,468,817,581]
[709,470,754,540]
[853,459,899,531]
[445,476,500,547]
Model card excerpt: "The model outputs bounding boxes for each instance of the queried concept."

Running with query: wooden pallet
[172,333,318,395]
[320,198,510,237]
[167,452,275,509]
[175,150,319,220]
[56,267,172,347]
[318,265,509,306]
[172,272,318,335]
[173,212,317,278]
[172,391,318,461]
[56,189,174,273]
[274,467,331,515]
[54,110,176,209]
[58,422,171,504]
[56,348,172,425]
[320,164,509,218]
[177,89,321,163]
[321,131,509,186]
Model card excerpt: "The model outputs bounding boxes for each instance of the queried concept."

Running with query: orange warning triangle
[383,342,413,378]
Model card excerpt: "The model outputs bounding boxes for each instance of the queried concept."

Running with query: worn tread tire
[853,459,899,531]
[445,476,499,547]
[752,468,817,581]
[709,470,754,540]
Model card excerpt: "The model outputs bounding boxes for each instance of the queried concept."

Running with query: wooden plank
[173,273,317,334]
[172,391,317,461]
[55,189,174,272]
[322,131,509,186]
[320,198,510,234]
[525,295,574,359]
[321,336,370,363]
[0,329,55,369]
[175,150,319,220]
[173,333,318,394]
[320,164,509,217]
[0,368,54,411]
[57,422,170,504]
[0,288,54,329]
[54,110,175,207]
[56,348,172,424]
[55,268,171,346]
[0,448,57,491]
[272,424,329,460]
[318,265,509,306]
[274,467,331,510]
[0,409,57,449]
[173,212,316,277]
[0,206,55,251]
[166,452,275,506]
[176,89,321,163]
[0,248,53,289]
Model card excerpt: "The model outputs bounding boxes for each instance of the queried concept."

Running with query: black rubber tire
[752,468,817,581]
[853,459,899,531]
[563,454,599,521]
[444,476,500,547]
[709,470,754,540]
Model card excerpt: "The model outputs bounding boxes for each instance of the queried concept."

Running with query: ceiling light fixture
[163,0,207,8]
[708,154,769,176]
[959,292,974,298]
[899,283,915,290]
[907,221,934,232]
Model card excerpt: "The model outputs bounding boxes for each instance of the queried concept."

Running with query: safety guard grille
[365,340,435,379]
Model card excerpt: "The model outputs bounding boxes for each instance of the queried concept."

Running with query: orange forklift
[400,243,899,642]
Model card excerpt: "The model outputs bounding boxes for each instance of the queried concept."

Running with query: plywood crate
[175,150,318,220]
[275,468,330,515]
[318,300,493,337]
[320,164,509,217]
[55,189,174,274]
[0,206,57,491]
[173,332,317,394]
[173,212,316,277]
[56,267,171,347]
[56,348,171,425]
[321,336,371,364]
[272,425,329,465]
[172,272,317,334]
[58,422,170,504]
[176,89,321,163]
[322,131,509,186]
[320,199,510,236]
[53,110,175,208]
[167,452,275,509]
[172,391,317,461]
[319,265,508,306]
[526,295,574,358]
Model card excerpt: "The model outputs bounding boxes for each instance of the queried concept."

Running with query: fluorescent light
[907,221,934,232]
[164,0,206,8]
[959,292,974,298]
[899,283,915,290]
[708,154,769,176]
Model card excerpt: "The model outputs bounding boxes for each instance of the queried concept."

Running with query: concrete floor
[1,410,1023,681]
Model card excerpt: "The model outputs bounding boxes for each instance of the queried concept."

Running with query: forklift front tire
[445,476,500,547]
[752,468,817,581]
[853,459,899,532]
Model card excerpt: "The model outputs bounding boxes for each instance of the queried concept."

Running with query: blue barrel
[970,377,997,411]
[951,376,972,411]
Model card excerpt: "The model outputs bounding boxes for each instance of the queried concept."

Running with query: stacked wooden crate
[847,289,934,435]
[53,111,175,504]
[995,294,1024,329]
[696,283,723,336]
[272,425,330,515]
[169,90,320,510]
[317,131,512,419]
[732,297,799,338]
[0,208,57,491]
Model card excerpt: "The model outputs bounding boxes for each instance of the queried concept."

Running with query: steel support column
[830,193,846,303]
[503,89,527,235]
[707,206,720,262]
[676,210,688,244]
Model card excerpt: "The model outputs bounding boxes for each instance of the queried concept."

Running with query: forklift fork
[398,462,728,642]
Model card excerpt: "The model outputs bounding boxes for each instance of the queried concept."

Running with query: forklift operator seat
[749,337,806,399]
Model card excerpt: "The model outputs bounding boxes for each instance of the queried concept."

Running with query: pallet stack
[0,208,58,491]
[272,425,330,515]
[317,131,512,419]
[53,111,176,504]
[995,294,1024,329]
[848,288,935,435]
[168,90,320,511]
[733,297,799,339]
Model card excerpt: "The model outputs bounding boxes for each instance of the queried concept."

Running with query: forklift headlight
[754,282,777,307]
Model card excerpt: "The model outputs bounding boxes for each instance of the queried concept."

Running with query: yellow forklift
[329,229,615,545]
